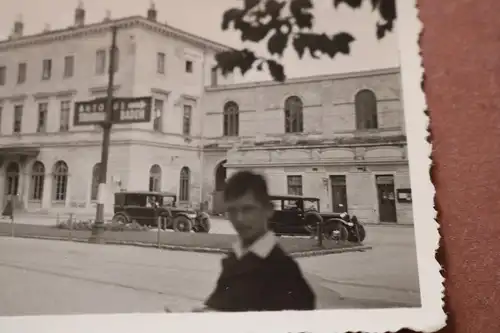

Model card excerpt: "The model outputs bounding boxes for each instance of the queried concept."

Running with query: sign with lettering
[74,97,152,126]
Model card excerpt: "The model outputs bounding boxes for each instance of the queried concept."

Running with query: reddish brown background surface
[407,0,500,332]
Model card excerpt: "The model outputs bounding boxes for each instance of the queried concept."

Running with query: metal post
[317,217,323,247]
[155,207,161,249]
[89,25,118,244]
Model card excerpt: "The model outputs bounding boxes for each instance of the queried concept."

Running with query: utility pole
[89,25,118,244]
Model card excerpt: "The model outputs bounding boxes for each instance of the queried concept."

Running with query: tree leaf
[237,49,258,75]
[265,0,287,18]
[267,31,289,56]
[214,49,257,77]
[370,0,381,10]
[290,0,314,29]
[221,8,245,30]
[267,59,286,82]
[292,35,307,58]
[378,0,396,22]
[333,0,363,9]
[292,32,355,59]
[244,0,261,10]
[331,32,355,55]
[239,23,273,42]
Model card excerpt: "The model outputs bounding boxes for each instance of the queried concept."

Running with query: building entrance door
[3,162,20,211]
[376,175,397,223]
[213,160,227,214]
[330,175,348,213]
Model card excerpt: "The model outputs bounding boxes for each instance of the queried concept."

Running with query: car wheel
[356,224,366,242]
[173,216,193,232]
[327,224,349,242]
[112,214,129,224]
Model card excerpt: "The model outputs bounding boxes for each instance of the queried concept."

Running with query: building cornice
[205,67,401,91]
[225,159,409,168]
[0,16,233,53]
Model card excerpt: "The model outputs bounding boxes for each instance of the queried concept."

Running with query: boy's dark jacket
[204,241,316,312]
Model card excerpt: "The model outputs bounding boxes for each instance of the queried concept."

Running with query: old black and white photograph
[0,0,443,332]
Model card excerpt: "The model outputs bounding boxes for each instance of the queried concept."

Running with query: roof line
[206,67,400,90]
[0,16,234,52]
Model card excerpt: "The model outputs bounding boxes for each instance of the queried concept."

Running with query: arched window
[90,163,101,201]
[355,89,378,130]
[179,167,190,202]
[30,161,45,201]
[149,164,162,192]
[284,96,304,133]
[223,101,239,136]
[52,161,68,202]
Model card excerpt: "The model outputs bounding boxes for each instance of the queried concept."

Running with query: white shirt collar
[232,231,277,259]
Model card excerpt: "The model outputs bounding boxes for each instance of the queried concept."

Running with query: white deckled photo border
[0,0,445,332]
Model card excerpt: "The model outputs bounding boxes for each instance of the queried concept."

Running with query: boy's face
[225,191,273,245]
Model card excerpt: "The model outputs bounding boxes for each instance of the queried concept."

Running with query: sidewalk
[0,222,372,258]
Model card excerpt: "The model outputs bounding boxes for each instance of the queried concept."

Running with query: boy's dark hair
[223,170,270,206]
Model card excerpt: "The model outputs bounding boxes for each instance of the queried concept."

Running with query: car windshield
[161,196,175,207]
[304,199,320,211]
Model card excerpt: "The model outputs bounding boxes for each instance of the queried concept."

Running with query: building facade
[201,69,413,224]
[0,4,413,224]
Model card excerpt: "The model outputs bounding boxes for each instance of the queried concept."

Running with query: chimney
[43,23,51,32]
[147,1,157,21]
[103,10,111,22]
[74,1,85,27]
[10,14,24,39]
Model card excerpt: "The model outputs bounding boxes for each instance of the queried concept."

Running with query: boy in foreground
[195,170,316,312]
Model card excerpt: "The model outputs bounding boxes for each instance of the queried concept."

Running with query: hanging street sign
[74,96,152,126]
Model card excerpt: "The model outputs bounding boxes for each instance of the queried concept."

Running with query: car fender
[304,211,323,224]
[112,212,130,222]
[174,212,194,220]
[197,211,210,220]
[324,218,351,229]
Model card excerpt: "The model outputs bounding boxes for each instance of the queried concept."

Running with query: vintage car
[111,191,211,233]
[268,195,366,242]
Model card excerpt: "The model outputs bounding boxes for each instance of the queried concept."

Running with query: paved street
[0,224,420,316]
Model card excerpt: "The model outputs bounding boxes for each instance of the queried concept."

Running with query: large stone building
[0,4,413,224]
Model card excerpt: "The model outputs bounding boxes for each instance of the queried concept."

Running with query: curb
[0,234,371,257]
[290,245,372,258]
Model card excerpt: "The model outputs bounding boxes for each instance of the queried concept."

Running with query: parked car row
[111,191,366,242]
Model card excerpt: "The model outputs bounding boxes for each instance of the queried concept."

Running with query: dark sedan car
[112,191,210,233]
[268,195,366,242]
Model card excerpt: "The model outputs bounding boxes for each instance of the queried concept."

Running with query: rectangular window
[60,100,71,132]
[63,55,74,78]
[185,60,193,73]
[0,66,6,85]
[287,175,303,196]
[153,99,164,132]
[95,49,106,75]
[17,63,26,84]
[42,59,52,80]
[13,105,23,134]
[182,105,192,136]
[157,52,165,74]
[37,102,48,133]
[211,67,218,86]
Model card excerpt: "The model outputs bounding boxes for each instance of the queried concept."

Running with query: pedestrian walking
[193,170,316,312]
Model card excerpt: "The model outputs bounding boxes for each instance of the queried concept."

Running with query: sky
[0,0,400,83]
